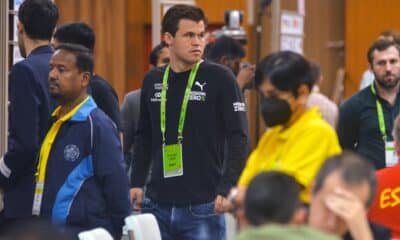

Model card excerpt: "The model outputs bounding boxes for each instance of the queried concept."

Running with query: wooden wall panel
[346,0,400,97]
[126,0,147,92]
[304,0,344,98]
[55,0,127,102]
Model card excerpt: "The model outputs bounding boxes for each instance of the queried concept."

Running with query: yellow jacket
[238,108,342,203]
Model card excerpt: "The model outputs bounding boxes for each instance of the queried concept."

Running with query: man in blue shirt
[34,43,130,238]
[0,0,58,225]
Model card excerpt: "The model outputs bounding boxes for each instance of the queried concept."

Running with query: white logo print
[195,81,207,91]
[233,102,246,112]
[64,144,80,162]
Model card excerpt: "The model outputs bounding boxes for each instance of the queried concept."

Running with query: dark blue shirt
[1,45,54,219]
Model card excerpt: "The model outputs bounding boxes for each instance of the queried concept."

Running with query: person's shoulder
[145,66,164,79]
[90,74,113,89]
[123,89,141,104]
[377,164,400,177]
[90,107,118,130]
[303,108,334,129]
[125,89,141,98]
[309,92,334,104]
[291,226,339,240]
[11,58,34,72]
[200,60,232,75]
[341,86,371,109]
[200,60,236,86]
[235,224,339,240]
[9,59,37,82]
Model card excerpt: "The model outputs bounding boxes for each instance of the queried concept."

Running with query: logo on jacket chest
[64,144,80,162]
[150,81,207,102]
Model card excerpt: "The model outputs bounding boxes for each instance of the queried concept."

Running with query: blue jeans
[142,198,225,240]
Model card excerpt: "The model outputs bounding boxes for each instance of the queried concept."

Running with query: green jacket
[235,224,340,240]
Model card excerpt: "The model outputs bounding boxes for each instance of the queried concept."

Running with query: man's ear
[81,72,91,88]
[295,84,311,105]
[297,84,310,96]
[368,62,373,71]
[163,32,173,46]
[290,207,307,225]
[17,21,24,35]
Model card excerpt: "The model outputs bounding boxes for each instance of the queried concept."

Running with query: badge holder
[163,143,183,178]
[385,141,398,167]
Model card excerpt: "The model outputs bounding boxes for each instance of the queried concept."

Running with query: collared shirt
[238,108,341,203]
[0,45,54,218]
[338,83,400,169]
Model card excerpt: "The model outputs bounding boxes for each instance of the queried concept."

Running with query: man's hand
[214,194,230,214]
[130,188,143,211]
[324,188,373,240]
[236,63,255,91]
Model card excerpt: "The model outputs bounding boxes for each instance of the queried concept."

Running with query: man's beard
[375,74,400,90]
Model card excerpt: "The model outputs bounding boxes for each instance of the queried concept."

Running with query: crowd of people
[1,0,400,239]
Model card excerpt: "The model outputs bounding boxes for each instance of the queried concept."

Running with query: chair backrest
[78,228,113,240]
[125,213,161,240]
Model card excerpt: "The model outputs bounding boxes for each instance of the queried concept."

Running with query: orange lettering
[380,188,392,209]
[390,187,400,207]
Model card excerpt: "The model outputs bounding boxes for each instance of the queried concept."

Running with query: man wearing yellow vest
[33,43,130,238]
[236,51,341,206]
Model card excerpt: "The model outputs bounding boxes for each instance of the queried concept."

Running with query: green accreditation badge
[385,141,398,167]
[163,143,183,178]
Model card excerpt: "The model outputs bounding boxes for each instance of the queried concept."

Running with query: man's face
[370,46,400,90]
[48,49,89,102]
[156,47,170,67]
[308,172,370,236]
[164,19,206,66]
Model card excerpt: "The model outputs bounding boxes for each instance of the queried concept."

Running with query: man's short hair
[379,30,400,45]
[18,0,59,40]
[55,43,94,76]
[162,4,207,36]
[255,51,314,97]
[53,22,95,51]
[149,42,168,67]
[204,36,245,62]
[244,171,303,226]
[367,39,400,64]
[313,151,376,207]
